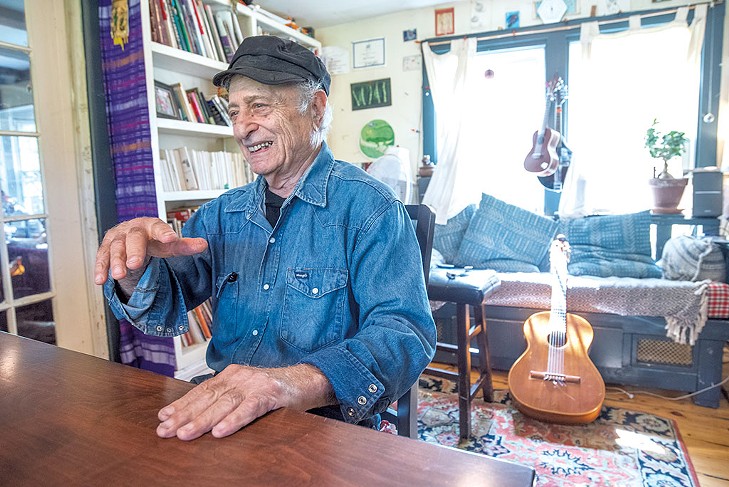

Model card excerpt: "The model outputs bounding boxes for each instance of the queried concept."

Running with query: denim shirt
[104,143,436,424]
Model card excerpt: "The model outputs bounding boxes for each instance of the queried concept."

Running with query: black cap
[213,36,331,95]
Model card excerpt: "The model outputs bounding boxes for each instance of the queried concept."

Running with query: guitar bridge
[529,370,581,383]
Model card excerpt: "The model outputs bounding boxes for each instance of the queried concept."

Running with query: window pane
[465,46,547,213]
[0,46,35,132]
[0,0,27,47]
[8,217,49,298]
[16,299,55,345]
[0,135,45,214]
[567,24,700,214]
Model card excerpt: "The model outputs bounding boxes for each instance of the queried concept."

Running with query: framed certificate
[352,38,385,69]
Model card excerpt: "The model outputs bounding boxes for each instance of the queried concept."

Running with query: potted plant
[644,119,689,213]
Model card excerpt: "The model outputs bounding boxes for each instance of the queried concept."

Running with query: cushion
[660,235,726,282]
[562,211,662,278]
[454,193,559,270]
[432,204,475,264]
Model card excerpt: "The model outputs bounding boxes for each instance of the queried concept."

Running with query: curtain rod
[421,1,719,47]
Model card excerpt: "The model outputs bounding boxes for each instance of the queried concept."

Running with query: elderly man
[95,36,435,441]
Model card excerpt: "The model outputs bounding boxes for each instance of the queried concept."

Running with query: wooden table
[0,332,535,486]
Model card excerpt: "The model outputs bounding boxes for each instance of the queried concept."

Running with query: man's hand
[156,363,335,441]
[94,217,208,285]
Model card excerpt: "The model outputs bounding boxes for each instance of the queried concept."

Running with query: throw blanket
[487,272,710,345]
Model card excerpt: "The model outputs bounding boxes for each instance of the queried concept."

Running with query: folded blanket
[487,273,709,345]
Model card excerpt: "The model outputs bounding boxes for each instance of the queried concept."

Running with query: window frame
[421,4,725,212]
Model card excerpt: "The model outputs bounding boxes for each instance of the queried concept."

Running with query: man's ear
[312,90,327,126]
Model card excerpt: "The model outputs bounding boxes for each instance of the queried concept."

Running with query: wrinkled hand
[94,217,208,285]
[157,364,334,441]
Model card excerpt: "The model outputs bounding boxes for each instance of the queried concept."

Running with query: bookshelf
[139,0,321,380]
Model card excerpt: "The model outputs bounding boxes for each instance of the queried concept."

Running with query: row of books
[182,298,213,347]
[149,0,245,63]
[160,147,255,192]
[159,80,231,127]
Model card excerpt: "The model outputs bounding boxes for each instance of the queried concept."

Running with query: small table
[0,332,535,486]
[651,214,720,258]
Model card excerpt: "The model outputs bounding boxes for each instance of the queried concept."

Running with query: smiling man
[94,36,436,440]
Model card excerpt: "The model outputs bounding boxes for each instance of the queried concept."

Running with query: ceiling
[254,0,449,29]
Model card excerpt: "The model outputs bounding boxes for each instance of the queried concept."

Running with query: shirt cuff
[301,346,385,423]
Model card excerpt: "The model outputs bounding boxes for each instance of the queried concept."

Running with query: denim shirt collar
[223,143,334,217]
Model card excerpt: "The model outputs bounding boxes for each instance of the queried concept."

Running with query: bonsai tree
[644,119,688,179]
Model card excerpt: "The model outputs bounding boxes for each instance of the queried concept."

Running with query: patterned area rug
[411,376,698,487]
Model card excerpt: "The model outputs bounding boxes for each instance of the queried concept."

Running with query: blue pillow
[562,211,662,278]
[433,204,475,264]
[454,194,558,269]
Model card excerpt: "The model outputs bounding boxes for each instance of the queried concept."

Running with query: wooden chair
[381,204,435,439]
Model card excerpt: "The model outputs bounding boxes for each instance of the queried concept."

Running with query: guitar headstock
[544,74,568,104]
[549,234,571,269]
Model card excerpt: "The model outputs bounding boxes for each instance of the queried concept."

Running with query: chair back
[383,204,435,439]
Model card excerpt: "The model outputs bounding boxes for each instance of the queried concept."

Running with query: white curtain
[560,6,707,217]
[421,38,479,224]
[719,4,729,173]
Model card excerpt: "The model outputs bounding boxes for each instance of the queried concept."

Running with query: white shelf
[156,118,233,137]
[162,189,227,202]
[247,9,320,50]
[151,42,229,78]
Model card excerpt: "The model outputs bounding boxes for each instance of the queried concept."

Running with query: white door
[0,0,107,357]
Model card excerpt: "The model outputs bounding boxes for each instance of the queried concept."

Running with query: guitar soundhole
[546,332,567,349]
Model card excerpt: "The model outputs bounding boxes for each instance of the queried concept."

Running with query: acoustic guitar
[507,236,605,424]
[523,77,561,177]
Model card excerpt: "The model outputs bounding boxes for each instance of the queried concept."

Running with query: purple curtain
[99,0,175,376]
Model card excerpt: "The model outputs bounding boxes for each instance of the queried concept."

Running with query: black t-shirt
[264,188,286,228]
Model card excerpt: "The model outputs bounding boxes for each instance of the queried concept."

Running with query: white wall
[317,0,708,175]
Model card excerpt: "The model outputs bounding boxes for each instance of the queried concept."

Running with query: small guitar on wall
[508,236,605,424]
[538,77,572,191]
[523,77,562,177]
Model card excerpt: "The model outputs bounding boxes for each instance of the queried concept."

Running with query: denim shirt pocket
[281,267,348,352]
[214,271,240,336]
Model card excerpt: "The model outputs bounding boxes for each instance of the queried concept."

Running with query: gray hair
[296,79,333,146]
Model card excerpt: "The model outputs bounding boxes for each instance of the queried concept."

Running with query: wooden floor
[450,347,729,487]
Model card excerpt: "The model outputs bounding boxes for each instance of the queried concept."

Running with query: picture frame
[352,38,386,69]
[154,81,181,120]
[435,7,455,37]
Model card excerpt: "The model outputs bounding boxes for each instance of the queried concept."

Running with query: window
[423,4,724,216]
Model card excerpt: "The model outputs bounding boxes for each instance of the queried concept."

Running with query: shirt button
[166,327,172,333]
[252,330,258,336]
[156,325,163,332]
[357,396,367,405]
[347,407,355,417]
[311,287,319,295]
[178,325,184,331]
[368,384,378,393]
[269,237,276,244]
[227,272,238,283]
[263,283,270,290]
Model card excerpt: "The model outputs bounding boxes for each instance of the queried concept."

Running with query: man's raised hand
[94,217,208,285]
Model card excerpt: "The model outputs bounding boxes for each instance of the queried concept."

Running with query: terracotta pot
[648,177,688,214]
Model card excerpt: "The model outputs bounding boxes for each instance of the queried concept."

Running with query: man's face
[227,76,323,188]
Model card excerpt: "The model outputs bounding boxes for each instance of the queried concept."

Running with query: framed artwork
[435,7,455,36]
[154,81,180,120]
[351,78,392,111]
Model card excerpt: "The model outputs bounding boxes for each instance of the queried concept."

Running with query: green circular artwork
[359,120,395,158]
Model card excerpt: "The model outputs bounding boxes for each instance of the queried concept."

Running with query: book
[175,147,199,190]
[170,82,195,122]
[191,0,216,61]
[214,9,236,62]
[203,3,226,62]
[186,89,206,123]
